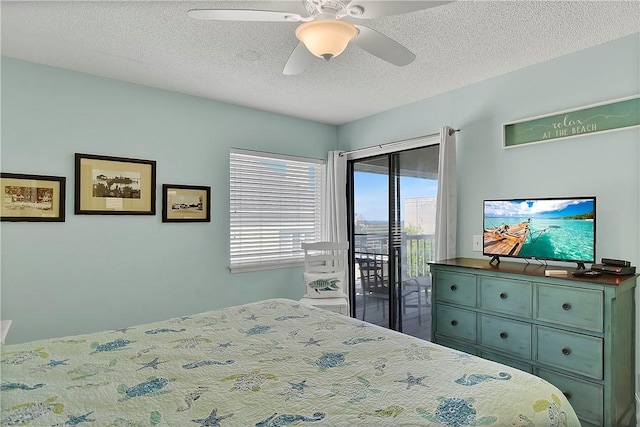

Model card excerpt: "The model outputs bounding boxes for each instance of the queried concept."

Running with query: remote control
[572,269,601,277]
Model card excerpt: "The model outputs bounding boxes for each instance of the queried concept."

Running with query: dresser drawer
[436,305,476,342]
[435,272,476,307]
[480,277,532,317]
[536,283,603,331]
[479,314,531,359]
[536,326,603,379]
[537,368,603,426]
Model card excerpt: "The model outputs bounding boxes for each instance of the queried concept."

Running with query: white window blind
[230,149,325,272]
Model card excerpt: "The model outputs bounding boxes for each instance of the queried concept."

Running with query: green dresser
[430,257,637,427]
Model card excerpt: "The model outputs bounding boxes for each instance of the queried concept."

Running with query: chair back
[302,242,349,274]
[356,256,388,296]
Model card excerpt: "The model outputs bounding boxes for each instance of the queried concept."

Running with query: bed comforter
[1,298,580,426]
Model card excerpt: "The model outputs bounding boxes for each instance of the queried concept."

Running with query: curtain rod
[338,128,460,157]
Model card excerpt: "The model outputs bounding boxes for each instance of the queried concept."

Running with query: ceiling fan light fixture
[295,19,358,61]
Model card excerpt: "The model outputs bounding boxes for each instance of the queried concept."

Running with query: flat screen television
[483,197,596,269]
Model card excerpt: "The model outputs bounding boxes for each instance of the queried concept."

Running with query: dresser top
[431,257,638,287]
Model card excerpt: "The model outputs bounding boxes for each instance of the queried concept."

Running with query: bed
[1,298,579,426]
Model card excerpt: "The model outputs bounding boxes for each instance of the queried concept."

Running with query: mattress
[1,298,580,426]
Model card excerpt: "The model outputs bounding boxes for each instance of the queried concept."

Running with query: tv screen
[483,197,596,267]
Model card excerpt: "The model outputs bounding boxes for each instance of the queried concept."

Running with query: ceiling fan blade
[283,42,316,75]
[351,25,415,66]
[188,9,304,22]
[347,1,453,19]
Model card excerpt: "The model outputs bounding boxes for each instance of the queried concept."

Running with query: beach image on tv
[483,198,595,261]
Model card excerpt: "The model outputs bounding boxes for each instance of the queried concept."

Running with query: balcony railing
[353,233,436,280]
[404,234,436,278]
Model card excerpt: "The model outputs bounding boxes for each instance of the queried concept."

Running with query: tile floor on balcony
[352,289,432,341]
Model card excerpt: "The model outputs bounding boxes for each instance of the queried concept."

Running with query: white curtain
[324,151,348,243]
[435,126,457,261]
[324,151,350,296]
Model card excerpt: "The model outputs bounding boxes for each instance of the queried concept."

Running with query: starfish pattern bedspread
[1,298,580,426]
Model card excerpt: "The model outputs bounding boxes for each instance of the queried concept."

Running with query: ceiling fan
[188,0,452,75]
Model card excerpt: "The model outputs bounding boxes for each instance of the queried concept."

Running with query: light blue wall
[338,33,640,396]
[0,57,338,344]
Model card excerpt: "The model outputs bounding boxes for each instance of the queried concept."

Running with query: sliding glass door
[348,144,439,339]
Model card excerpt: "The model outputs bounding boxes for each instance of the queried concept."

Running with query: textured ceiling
[2,1,639,126]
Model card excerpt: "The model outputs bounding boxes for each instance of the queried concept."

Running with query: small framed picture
[162,184,211,223]
[0,173,66,222]
[75,153,156,215]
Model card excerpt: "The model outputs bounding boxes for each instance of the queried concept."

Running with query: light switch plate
[473,235,482,252]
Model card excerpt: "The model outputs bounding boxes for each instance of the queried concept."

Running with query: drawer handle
[561,347,571,356]
[450,284,457,291]
[451,320,458,326]
[499,292,508,299]
[499,332,508,339]
[563,391,571,400]
[562,303,571,311]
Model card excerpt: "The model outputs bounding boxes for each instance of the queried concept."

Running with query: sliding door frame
[346,152,403,331]
[345,133,440,331]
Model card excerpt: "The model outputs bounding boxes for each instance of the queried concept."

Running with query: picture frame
[0,173,66,222]
[162,184,211,223]
[75,153,156,215]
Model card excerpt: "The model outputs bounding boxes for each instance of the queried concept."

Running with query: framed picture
[75,153,156,215]
[162,184,211,223]
[0,173,66,222]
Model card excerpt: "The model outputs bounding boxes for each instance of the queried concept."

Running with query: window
[230,149,325,272]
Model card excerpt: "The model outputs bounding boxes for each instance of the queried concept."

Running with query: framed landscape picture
[162,184,211,223]
[0,173,66,222]
[75,153,156,215]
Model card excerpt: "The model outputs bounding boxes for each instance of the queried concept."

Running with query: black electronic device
[591,257,636,275]
[483,197,596,269]
[591,264,636,275]
[600,258,631,267]
[571,269,601,277]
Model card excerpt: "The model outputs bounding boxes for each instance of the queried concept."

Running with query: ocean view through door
[348,144,439,340]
